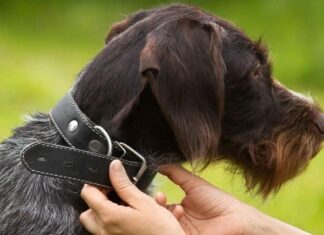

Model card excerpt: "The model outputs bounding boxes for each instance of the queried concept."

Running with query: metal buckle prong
[113,142,127,159]
[92,126,147,184]
[118,142,147,183]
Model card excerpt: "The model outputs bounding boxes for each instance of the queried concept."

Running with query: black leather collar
[20,91,156,191]
[50,92,111,155]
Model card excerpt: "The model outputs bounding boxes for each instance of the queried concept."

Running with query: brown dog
[0,4,323,234]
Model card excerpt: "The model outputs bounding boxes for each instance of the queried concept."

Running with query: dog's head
[74,5,324,196]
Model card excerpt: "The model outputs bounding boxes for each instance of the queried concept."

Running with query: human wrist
[264,215,310,235]
[245,207,310,235]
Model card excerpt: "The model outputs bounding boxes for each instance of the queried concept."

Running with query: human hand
[158,164,310,235]
[79,160,185,235]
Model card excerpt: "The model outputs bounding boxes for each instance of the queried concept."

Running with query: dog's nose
[314,113,324,135]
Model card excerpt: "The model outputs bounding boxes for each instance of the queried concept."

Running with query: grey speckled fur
[0,113,88,235]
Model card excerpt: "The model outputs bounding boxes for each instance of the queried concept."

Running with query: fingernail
[111,159,122,172]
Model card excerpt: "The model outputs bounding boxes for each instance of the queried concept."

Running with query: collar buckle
[94,124,147,184]
[116,142,148,183]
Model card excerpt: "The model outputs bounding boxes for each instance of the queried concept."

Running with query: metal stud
[89,140,102,153]
[68,120,78,133]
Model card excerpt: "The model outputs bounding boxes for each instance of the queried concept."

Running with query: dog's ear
[105,10,154,44]
[105,19,130,44]
[140,18,225,165]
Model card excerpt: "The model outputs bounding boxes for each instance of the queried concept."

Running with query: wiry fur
[0,114,86,234]
[0,4,323,234]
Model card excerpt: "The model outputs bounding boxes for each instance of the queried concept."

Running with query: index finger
[81,184,118,215]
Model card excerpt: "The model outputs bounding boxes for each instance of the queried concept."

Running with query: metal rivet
[68,120,78,133]
[89,140,102,153]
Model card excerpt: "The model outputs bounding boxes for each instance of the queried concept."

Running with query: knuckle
[80,187,88,199]
[98,210,117,225]
[101,214,116,226]
[116,179,134,192]
[101,216,110,225]
[101,210,126,226]
[79,212,88,223]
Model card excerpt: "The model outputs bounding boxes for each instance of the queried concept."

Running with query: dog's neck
[72,66,184,166]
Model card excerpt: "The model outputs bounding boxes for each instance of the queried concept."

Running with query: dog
[0,4,323,234]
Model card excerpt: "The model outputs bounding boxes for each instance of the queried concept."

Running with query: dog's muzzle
[20,91,156,191]
[314,113,324,135]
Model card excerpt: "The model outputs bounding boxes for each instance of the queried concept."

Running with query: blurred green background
[0,0,323,233]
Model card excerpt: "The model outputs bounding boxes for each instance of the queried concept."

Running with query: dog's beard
[242,126,322,196]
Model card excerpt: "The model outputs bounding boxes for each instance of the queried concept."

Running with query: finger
[81,184,118,215]
[154,192,167,207]
[98,186,110,195]
[172,205,184,221]
[80,209,99,234]
[165,204,184,221]
[109,160,150,207]
[166,203,178,212]
[159,164,208,194]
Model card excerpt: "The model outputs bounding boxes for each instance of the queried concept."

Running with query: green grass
[0,0,323,233]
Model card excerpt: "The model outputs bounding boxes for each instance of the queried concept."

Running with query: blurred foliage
[0,0,323,233]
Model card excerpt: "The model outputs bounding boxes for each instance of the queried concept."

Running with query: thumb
[109,159,150,208]
[159,164,209,194]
